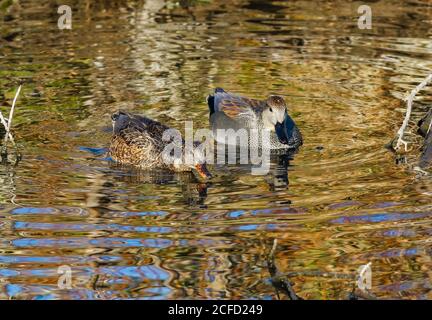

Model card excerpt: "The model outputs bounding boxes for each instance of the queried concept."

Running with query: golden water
[1,0,432,299]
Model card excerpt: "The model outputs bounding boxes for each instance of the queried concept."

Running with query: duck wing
[208,88,263,124]
[113,111,172,148]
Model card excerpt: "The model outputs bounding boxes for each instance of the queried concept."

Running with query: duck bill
[275,121,288,144]
[195,163,212,179]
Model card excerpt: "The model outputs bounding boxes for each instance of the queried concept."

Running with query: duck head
[193,162,212,180]
[191,142,212,180]
[262,95,289,144]
[176,142,212,180]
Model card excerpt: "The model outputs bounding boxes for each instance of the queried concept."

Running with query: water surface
[1,0,432,299]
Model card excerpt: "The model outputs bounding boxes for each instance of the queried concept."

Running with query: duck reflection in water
[209,145,295,193]
[109,163,209,208]
[80,148,209,208]
[268,152,292,191]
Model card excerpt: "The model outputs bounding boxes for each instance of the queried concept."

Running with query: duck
[207,88,302,150]
[108,110,212,179]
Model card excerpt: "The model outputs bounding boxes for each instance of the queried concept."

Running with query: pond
[1,0,432,299]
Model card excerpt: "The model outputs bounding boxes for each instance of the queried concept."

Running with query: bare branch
[393,74,432,151]
[267,239,302,300]
[7,85,21,131]
[0,111,14,145]
[3,85,21,146]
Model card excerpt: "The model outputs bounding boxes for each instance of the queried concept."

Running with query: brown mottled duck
[109,110,211,179]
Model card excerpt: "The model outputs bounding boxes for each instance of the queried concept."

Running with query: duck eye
[269,107,273,112]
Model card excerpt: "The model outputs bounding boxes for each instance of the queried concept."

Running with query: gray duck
[108,111,211,179]
[207,88,303,150]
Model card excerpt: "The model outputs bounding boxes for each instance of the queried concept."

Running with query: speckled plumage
[207,88,303,150]
[109,111,171,169]
[108,111,211,178]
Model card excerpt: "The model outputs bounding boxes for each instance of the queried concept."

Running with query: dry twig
[392,74,432,151]
[0,85,22,153]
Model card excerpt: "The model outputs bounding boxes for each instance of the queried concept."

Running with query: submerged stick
[392,73,432,151]
[267,241,379,300]
[267,239,302,300]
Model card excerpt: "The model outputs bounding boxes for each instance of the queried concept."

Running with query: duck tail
[207,88,225,115]
[207,94,215,115]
